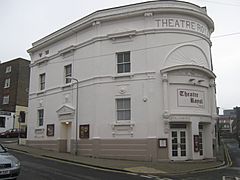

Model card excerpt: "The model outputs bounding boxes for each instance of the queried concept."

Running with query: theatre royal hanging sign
[177,89,205,108]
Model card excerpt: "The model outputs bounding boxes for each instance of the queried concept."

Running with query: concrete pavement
[3,141,227,176]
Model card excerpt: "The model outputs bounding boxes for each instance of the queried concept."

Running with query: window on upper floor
[116,51,131,74]
[116,98,131,121]
[64,64,72,84]
[19,111,26,123]
[5,66,11,73]
[38,109,44,127]
[39,73,46,91]
[2,96,9,105]
[4,78,10,88]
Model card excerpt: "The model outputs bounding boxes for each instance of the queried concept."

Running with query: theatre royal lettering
[155,18,209,37]
[177,89,205,108]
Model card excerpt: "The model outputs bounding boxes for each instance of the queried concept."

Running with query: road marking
[223,176,240,180]
[126,172,138,176]
[227,167,240,170]
[141,175,173,180]
[2,140,18,143]
[146,175,174,180]
[224,144,233,167]
[140,175,153,178]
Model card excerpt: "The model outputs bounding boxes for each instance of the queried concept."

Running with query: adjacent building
[232,107,240,140]
[0,58,30,133]
[217,108,240,139]
[218,113,235,137]
[27,1,217,161]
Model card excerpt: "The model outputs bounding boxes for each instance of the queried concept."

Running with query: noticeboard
[79,124,89,139]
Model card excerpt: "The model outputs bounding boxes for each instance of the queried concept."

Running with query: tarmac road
[11,150,154,180]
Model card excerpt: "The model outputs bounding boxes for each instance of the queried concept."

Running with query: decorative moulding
[58,45,76,56]
[56,104,75,116]
[34,128,45,138]
[27,1,214,53]
[107,30,136,40]
[111,121,135,137]
[31,56,49,67]
[92,21,101,26]
[144,12,153,17]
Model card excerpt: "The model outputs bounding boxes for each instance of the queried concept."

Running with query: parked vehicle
[0,144,20,179]
[0,129,26,138]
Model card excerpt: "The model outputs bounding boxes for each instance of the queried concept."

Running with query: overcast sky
[1,0,240,114]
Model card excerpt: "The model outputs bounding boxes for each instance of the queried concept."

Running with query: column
[162,73,169,118]
[204,123,214,158]
[191,120,200,160]
[162,73,170,134]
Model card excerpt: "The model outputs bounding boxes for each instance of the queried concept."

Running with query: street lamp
[66,77,79,155]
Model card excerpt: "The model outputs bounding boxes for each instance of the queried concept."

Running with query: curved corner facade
[27,1,217,161]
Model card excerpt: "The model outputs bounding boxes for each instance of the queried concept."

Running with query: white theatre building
[27,0,217,161]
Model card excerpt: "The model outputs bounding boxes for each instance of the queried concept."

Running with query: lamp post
[67,77,79,155]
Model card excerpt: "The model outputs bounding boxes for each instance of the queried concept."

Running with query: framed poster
[158,138,167,148]
[79,124,89,139]
[194,135,199,152]
[47,124,54,136]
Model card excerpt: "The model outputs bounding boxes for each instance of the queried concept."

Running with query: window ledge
[112,121,135,127]
[37,90,46,95]
[112,73,134,79]
[61,83,72,89]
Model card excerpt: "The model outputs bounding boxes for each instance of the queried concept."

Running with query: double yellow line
[223,143,232,167]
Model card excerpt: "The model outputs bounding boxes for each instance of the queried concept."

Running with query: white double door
[170,129,187,160]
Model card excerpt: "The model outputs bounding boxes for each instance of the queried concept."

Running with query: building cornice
[27,1,214,53]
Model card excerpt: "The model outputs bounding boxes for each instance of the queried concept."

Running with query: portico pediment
[56,104,75,116]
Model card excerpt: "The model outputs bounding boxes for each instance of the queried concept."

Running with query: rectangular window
[2,96,9,105]
[4,78,10,88]
[39,73,45,90]
[116,98,131,121]
[64,64,72,84]
[117,51,130,73]
[0,117,6,128]
[5,66,11,73]
[38,109,44,126]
